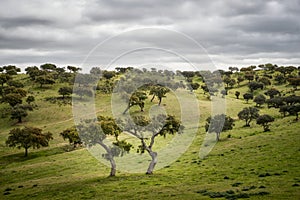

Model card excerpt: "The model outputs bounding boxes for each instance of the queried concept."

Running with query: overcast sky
[0,0,300,71]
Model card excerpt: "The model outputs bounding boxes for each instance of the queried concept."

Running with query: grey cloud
[0,0,299,70]
[0,17,53,28]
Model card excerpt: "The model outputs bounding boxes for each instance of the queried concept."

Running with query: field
[0,70,300,199]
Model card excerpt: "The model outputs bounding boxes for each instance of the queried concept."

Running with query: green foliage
[238,107,260,127]
[60,127,82,148]
[284,95,300,105]
[75,73,97,86]
[205,114,234,141]
[67,66,81,73]
[181,71,196,79]
[266,97,284,108]
[201,84,209,94]
[122,114,182,174]
[90,67,102,75]
[157,115,183,137]
[248,81,264,92]
[0,73,12,86]
[0,66,300,198]
[244,72,254,82]
[58,86,72,98]
[228,66,239,72]
[3,86,27,97]
[25,66,41,80]
[288,77,300,89]
[237,76,245,85]
[256,114,275,132]
[35,75,56,87]
[112,140,133,156]
[26,96,35,104]
[254,94,266,107]
[258,77,271,86]
[96,80,115,94]
[73,87,93,99]
[190,82,200,91]
[276,66,296,77]
[123,90,147,114]
[102,70,116,80]
[235,91,240,99]
[264,88,280,99]
[243,93,253,103]
[115,67,132,73]
[40,63,57,71]
[149,85,170,105]
[77,116,132,176]
[1,93,23,107]
[6,126,53,156]
[7,80,24,88]
[274,74,286,84]
[10,104,33,123]
[285,104,300,120]
[223,77,236,88]
[220,89,228,98]
[2,65,21,75]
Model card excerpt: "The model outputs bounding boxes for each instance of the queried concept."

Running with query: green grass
[0,73,299,199]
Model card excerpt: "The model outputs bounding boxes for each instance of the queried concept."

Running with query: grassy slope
[0,73,299,199]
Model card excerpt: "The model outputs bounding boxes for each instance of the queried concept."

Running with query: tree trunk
[123,105,130,114]
[99,141,116,176]
[246,119,251,126]
[24,147,28,157]
[18,117,22,123]
[139,102,144,112]
[150,95,155,102]
[146,151,157,174]
[263,124,270,132]
[216,132,220,141]
[109,158,117,177]
[158,97,162,106]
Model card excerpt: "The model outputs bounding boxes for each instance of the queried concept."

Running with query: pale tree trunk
[109,158,116,177]
[216,132,220,141]
[146,150,157,174]
[99,141,116,176]
[141,134,159,174]
[123,105,130,114]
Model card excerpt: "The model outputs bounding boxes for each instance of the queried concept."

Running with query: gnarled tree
[121,114,183,174]
[238,107,259,127]
[256,114,275,132]
[205,114,234,141]
[77,116,132,176]
[6,127,53,157]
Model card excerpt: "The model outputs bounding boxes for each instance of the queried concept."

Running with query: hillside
[0,65,300,199]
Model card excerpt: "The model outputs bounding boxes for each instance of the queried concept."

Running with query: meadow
[0,67,299,199]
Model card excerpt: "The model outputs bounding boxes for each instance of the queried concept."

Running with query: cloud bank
[0,0,299,71]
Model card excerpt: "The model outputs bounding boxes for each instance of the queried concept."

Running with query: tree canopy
[77,116,132,176]
[121,114,183,174]
[6,127,53,156]
[256,114,275,132]
[254,94,266,107]
[205,114,234,141]
[238,107,259,127]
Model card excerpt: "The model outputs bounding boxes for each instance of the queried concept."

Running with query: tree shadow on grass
[44,96,72,106]
[22,173,175,199]
[0,146,68,166]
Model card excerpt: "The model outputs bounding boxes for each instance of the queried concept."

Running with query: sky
[0,0,300,72]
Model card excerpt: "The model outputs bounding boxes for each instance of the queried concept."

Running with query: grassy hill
[0,69,299,199]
